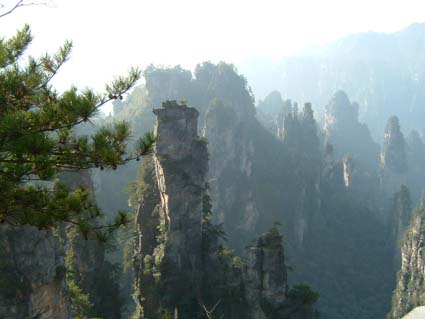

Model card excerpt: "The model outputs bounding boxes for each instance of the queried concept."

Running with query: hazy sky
[1,0,425,112]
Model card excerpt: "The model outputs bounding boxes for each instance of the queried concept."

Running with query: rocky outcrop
[406,130,425,203]
[0,225,70,319]
[380,116,408,196]
[281,103,321,247]
[256,91,292,136]
[133,101,317,319]
[152,100,208,288]
[390,185,412,267]
[324,91,379,171]
[241,227,319,319]
[134,101,209,318]
[109,64,400,319]
[244,228,288,318]
[388,208,425,319]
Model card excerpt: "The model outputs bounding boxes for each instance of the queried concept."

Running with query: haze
[1,0,425,111]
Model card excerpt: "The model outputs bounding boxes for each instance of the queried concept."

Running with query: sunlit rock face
[134,101,209,318]
[152,101,208,275]
[0,225,70,319]
[388,209,425,319]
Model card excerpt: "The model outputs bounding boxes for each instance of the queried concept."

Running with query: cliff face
[102,64,402,319]
[152,101,208,296]
[133,101,317,319]
[244,229,288,318]
[0,225,70,319]
[61,169,123,319]
[134,101,209,318]
[388,208,425,319]
[324,91,380,177]
[380,116,408,197]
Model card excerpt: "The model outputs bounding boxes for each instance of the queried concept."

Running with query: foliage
[66,226,124,319]
[65,237,95,319]
[0,25,154,234]
[287,284,320,306]
[201,183,226,254]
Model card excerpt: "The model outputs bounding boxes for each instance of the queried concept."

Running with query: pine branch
[0,0,47,18]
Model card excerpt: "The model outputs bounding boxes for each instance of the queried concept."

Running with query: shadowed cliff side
[0,225,70,319]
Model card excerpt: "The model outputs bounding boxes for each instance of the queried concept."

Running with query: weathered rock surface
[244,229,288,319]
[388,208,425,319]
[134,101,209,318]
[380,116,408,197]
[0,225,70,319]
[133,101,317,319]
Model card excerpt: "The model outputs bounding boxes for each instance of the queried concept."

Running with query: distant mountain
[240,22,425,138]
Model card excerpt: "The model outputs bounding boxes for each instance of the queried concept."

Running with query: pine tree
[0,25,154,235]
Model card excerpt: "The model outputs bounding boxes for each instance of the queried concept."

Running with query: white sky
[1,0,425,113]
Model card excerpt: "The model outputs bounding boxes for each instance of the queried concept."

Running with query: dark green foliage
[0,25,154,234]
[65,236,95,319]
[202,183,226,254]
[287,285,320,306]
[66,228,125,319]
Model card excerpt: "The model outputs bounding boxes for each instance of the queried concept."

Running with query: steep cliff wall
[244,228,288,318]
[133,101,317,319]
[0,225,70,319]
[134,101,209,318]
[388,208,425,319]
[380,116,408,198]
[99,63,403,319]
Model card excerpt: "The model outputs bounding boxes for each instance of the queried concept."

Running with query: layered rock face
[388,208,425,319]
[0,225,70,319]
